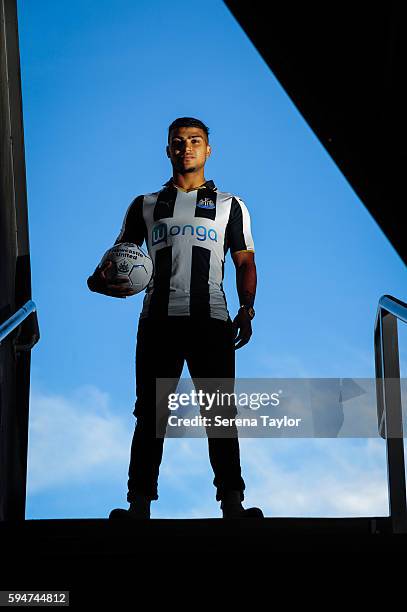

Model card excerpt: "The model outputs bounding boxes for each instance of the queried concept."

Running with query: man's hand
[232,308,253,350]
[87,260,134,299]
[231,250,256,349]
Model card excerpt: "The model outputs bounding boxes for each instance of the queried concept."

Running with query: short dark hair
[168,117,210,143]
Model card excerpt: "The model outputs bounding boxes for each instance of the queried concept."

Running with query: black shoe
[109,507,150,520]
[222,506,264,519]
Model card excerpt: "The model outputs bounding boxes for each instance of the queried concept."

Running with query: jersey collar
[162,178,217,192]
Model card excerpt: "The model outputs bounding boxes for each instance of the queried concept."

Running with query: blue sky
[17,0,406,519]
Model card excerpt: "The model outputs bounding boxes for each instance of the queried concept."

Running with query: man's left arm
[231,250,257,350]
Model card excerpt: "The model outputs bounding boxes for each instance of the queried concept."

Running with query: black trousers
[127,316,246,502]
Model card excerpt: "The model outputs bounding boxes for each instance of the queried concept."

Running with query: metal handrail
[375,295,407,326]
[374,294,407,533]
[0,299,37,344]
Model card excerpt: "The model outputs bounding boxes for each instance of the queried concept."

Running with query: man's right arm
[87,196,146,297]
[113,195,146,247]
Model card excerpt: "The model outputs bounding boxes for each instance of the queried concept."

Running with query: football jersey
[114,178,254,320]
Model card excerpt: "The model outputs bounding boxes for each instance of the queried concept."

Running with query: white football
[99,242,153,296]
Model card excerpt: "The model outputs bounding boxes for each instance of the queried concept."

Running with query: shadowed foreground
[1,517,404,602]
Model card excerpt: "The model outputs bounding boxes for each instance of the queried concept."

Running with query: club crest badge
[118,261,130,273]
[197,198,215,210]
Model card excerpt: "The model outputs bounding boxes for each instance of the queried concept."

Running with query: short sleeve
[114,195,146,246]
[226,196,255,254]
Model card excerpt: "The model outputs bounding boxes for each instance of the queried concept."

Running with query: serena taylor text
[167,415,302,429]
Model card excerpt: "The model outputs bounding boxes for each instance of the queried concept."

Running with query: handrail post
[375,300,407,533]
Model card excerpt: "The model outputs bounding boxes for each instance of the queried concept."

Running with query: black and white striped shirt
[115,178,254,321]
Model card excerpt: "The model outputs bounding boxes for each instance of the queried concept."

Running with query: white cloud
[27,383,132,493]
[238,438,389,517]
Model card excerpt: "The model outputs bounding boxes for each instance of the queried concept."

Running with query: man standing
[87,117,263,519]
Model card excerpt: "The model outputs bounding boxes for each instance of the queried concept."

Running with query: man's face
[166,126,211,174]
